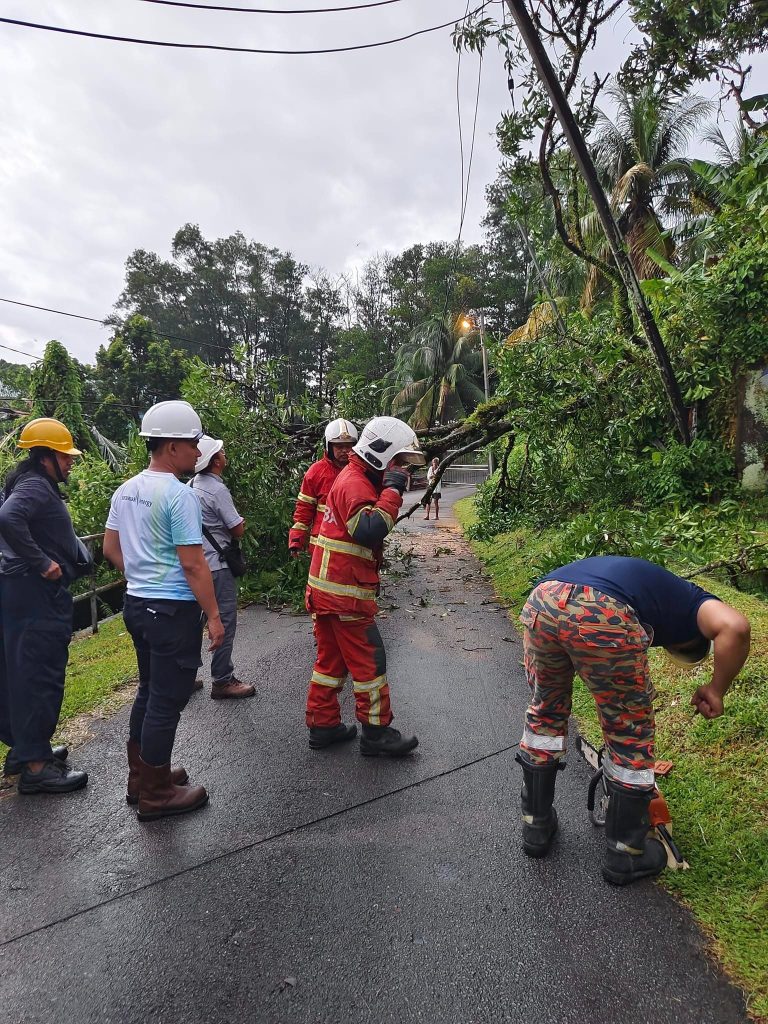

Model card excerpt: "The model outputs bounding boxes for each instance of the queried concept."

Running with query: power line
[0,297,234,357]
[426,5,483,428]
[0,341,43,363]
[0,4,491,55]
[137,0,406,12]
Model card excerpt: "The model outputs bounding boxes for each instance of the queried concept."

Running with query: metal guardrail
[442,448,491,485]
[74,533,124,635]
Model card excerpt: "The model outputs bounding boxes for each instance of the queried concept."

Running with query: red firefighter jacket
[305,454,402,618]
[288,455,341,553]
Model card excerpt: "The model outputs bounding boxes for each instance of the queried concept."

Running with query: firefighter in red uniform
[305,416,425,757]
[288,419,358,557]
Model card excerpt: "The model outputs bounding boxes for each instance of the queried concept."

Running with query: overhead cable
[137,0,406,12]
[0,297,232,357]
[0,4,491,55]
[0,341,43,362]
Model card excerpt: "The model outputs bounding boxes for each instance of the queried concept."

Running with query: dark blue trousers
[123,595,203,766]
[0,575,73,763]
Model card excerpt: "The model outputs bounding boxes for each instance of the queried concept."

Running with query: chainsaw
[576,735,689,871]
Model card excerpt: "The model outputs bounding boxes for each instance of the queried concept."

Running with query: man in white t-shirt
[190,436,254,699]
[103,401,224,821]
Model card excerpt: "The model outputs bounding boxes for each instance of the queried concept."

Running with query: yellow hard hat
[17,418,82,456]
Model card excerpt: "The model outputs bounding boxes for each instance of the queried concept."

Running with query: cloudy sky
[0,1,763,368]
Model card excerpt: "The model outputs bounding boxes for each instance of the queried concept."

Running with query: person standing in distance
[190,436,254,699]
[288,419,358,559]
[103,401,224,821]
[0,418,91,794]
[305,416,424,757]
[424,457,442,521]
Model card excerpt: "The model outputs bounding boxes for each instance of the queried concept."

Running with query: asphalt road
[0,486,748,1023]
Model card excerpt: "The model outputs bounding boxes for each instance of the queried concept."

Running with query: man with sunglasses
[103,401,224,821]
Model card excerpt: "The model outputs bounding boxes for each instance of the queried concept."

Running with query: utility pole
[503,0,690,445]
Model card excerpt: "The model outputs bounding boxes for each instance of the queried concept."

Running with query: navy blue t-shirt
[541,556,718,646]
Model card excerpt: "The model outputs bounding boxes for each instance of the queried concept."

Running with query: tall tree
[588,83,713,278]
[29,341,92,451]
[92,315,188,440]
[384,315,486,428]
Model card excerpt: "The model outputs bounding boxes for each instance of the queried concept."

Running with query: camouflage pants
[519,580,656,790]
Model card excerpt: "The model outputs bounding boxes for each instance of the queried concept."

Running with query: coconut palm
[383,315,486,429]
[582,82,714,303]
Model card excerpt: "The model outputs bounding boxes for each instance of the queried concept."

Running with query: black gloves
[382,468,410,495]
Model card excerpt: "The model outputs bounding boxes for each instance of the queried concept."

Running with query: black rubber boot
[17,759,88,795]
[4,744,69,776]
[308,723,358,749]
[602,780,667,885]
[516,753,563,858]
[360,725,418,758]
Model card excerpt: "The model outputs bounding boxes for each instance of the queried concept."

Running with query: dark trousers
[123,595,203,767]
[0,575,73,763]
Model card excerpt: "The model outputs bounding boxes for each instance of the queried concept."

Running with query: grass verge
[0,615,138,772]
[455,497,768,1022]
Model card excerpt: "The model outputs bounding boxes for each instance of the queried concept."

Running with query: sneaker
[211,678,255,700]
[309,723,357,749]
[18,760,88,794]
[4,744,69,776]
[360,725,418,758]
[192,678,204,692]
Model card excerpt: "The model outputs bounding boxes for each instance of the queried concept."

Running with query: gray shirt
[190,473,243,570]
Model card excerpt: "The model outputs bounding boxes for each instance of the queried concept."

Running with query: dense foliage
[470,138,768,590]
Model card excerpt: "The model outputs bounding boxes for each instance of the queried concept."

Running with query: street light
[460,311,494,477]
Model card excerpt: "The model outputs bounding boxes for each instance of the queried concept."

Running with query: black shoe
[602,780,667,885]
[309,723,357,749]
[18,759,88,794]
[4,744,69,776]
[360,725,418,758]
[516,754,564,858]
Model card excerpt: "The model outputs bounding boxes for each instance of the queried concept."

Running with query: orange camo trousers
[519,581,656,790]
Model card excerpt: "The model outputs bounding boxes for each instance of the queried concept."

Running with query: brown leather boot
[126,740,189,805]
[211,677,255,699]
[136,757,208,821]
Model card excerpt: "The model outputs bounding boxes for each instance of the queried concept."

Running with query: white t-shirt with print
[106,470,203,600]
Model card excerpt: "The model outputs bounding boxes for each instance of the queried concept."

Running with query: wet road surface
[0,486,748,1023]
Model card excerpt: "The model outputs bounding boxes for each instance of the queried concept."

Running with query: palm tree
[582,82,714,303]
[383,314,486,428]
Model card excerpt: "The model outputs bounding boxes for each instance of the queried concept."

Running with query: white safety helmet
[353,416,426,471]
[194,435,224,474]
[324,418,358,455]
[139,400,203,440]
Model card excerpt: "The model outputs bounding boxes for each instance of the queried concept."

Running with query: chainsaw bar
[576,736,689,870]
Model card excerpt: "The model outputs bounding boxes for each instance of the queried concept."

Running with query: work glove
[382,468,410,495]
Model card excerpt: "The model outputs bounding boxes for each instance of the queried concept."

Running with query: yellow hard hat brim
[18,440,82,456]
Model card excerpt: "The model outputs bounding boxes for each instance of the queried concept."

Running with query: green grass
[455,497,768,1021]
[0,615,138,768]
